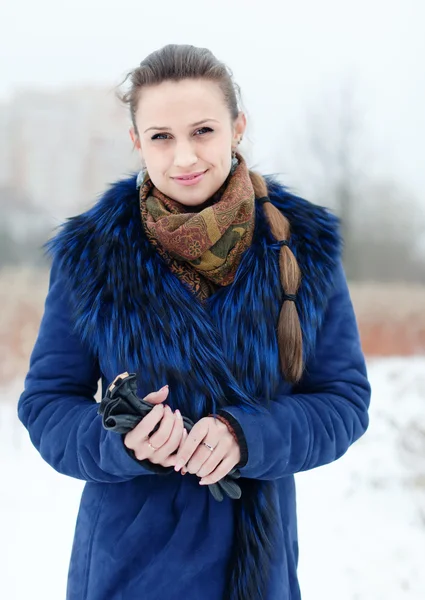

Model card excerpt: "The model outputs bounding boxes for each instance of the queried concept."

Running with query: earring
[136,164,147,189]
[231,149,238,172]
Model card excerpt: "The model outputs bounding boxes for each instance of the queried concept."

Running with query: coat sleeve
[219,261,371,481]
[18,258,170,483]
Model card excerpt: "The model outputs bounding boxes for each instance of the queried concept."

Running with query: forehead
[136,79,230,128]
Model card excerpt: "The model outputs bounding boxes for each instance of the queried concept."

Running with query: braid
[249,171,304,383]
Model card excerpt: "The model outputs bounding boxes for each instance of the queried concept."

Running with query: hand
[174,417,241,485]
[124,386,187,468]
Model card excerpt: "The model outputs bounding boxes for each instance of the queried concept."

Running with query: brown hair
[119,44,303,382]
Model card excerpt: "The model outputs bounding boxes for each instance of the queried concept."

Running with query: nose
[173,140,197,170]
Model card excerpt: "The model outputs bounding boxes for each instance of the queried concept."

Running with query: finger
[161,454,181,468]
[152,410,184,464]
[179,427,188,450]
[165,410,185,453]
[180,430,189,474]
[149,405,175,448]
[193,442,227,478]
[143,385,169,405]
[124,404,164,450]
[199,457,237,486]
[161,428,185,468]
[185,438,222,475]
[174,419,209,472]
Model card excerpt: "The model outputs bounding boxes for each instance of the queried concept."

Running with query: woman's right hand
[123,386,187,468]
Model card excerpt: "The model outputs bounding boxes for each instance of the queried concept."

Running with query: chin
[173,193,211,207]
[168,181,216,207]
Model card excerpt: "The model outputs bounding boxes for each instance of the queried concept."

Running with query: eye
[194,127,213,136]
[151,133,171,140]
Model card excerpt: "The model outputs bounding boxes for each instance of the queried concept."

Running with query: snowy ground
[1,357,424,599]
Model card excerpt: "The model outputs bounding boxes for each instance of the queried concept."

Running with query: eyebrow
[144,119,219,134]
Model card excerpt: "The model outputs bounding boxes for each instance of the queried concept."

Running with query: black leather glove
[98,372,242,502]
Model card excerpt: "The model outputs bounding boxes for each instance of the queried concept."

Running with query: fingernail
[174,461,184,472]
[160,385,169,391]
[181,467,187,475]
[199,480,207,485]
[175,409,182,418]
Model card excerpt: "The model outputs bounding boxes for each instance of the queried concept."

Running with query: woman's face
[130,79,246,206]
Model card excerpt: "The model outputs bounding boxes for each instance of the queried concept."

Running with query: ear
[129,127,141,151]
[232,112,247,148]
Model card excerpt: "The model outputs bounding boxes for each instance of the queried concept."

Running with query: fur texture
[46,173,341,600]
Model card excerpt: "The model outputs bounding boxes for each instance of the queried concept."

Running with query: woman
[18,44,371,600]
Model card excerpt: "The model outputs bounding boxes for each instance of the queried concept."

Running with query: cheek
[206,139,232,169]
[220,151,232,173]
[144,147,170,173]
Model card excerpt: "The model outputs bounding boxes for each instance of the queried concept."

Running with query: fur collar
[47,173,341,600]
[47,173,341,418]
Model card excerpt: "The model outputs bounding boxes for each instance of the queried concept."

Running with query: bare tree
[301,78,369,277]
[292,78,425,282]
[352,180,425,283]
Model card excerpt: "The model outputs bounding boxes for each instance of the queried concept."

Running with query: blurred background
[1,1,424,598]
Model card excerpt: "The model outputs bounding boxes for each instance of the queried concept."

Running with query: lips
[171,170,208,187]
[173,170,206,180]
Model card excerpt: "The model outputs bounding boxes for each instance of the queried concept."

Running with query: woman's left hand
[173,417,241,485]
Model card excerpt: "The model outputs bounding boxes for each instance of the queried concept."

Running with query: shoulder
[45,174,140,267]
[264,175,342,295]
[263,176,344,359]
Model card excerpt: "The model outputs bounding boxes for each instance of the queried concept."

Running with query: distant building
[1,86,139,219]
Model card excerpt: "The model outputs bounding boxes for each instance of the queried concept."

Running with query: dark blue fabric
[220,261,370,480]
[18,175,371,600]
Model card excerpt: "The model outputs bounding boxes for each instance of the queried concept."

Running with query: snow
[296,358,425,599]
[1,358,424,599]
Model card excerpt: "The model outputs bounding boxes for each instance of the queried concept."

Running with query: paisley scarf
[139,154,255,300]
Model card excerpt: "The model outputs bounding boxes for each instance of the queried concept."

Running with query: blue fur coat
[18,174,371,600]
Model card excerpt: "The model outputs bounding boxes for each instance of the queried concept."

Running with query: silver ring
[202,442,215,452]
[148,441,157,451]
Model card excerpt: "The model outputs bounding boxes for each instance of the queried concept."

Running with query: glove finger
[103,414,142,433]
[227,468,241,479]
[218,478,242,500]
[208,483,224,502]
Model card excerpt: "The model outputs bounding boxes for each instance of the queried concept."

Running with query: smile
[172,171,207,186]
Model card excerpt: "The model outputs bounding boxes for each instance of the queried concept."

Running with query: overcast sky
[1,0,424,203]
